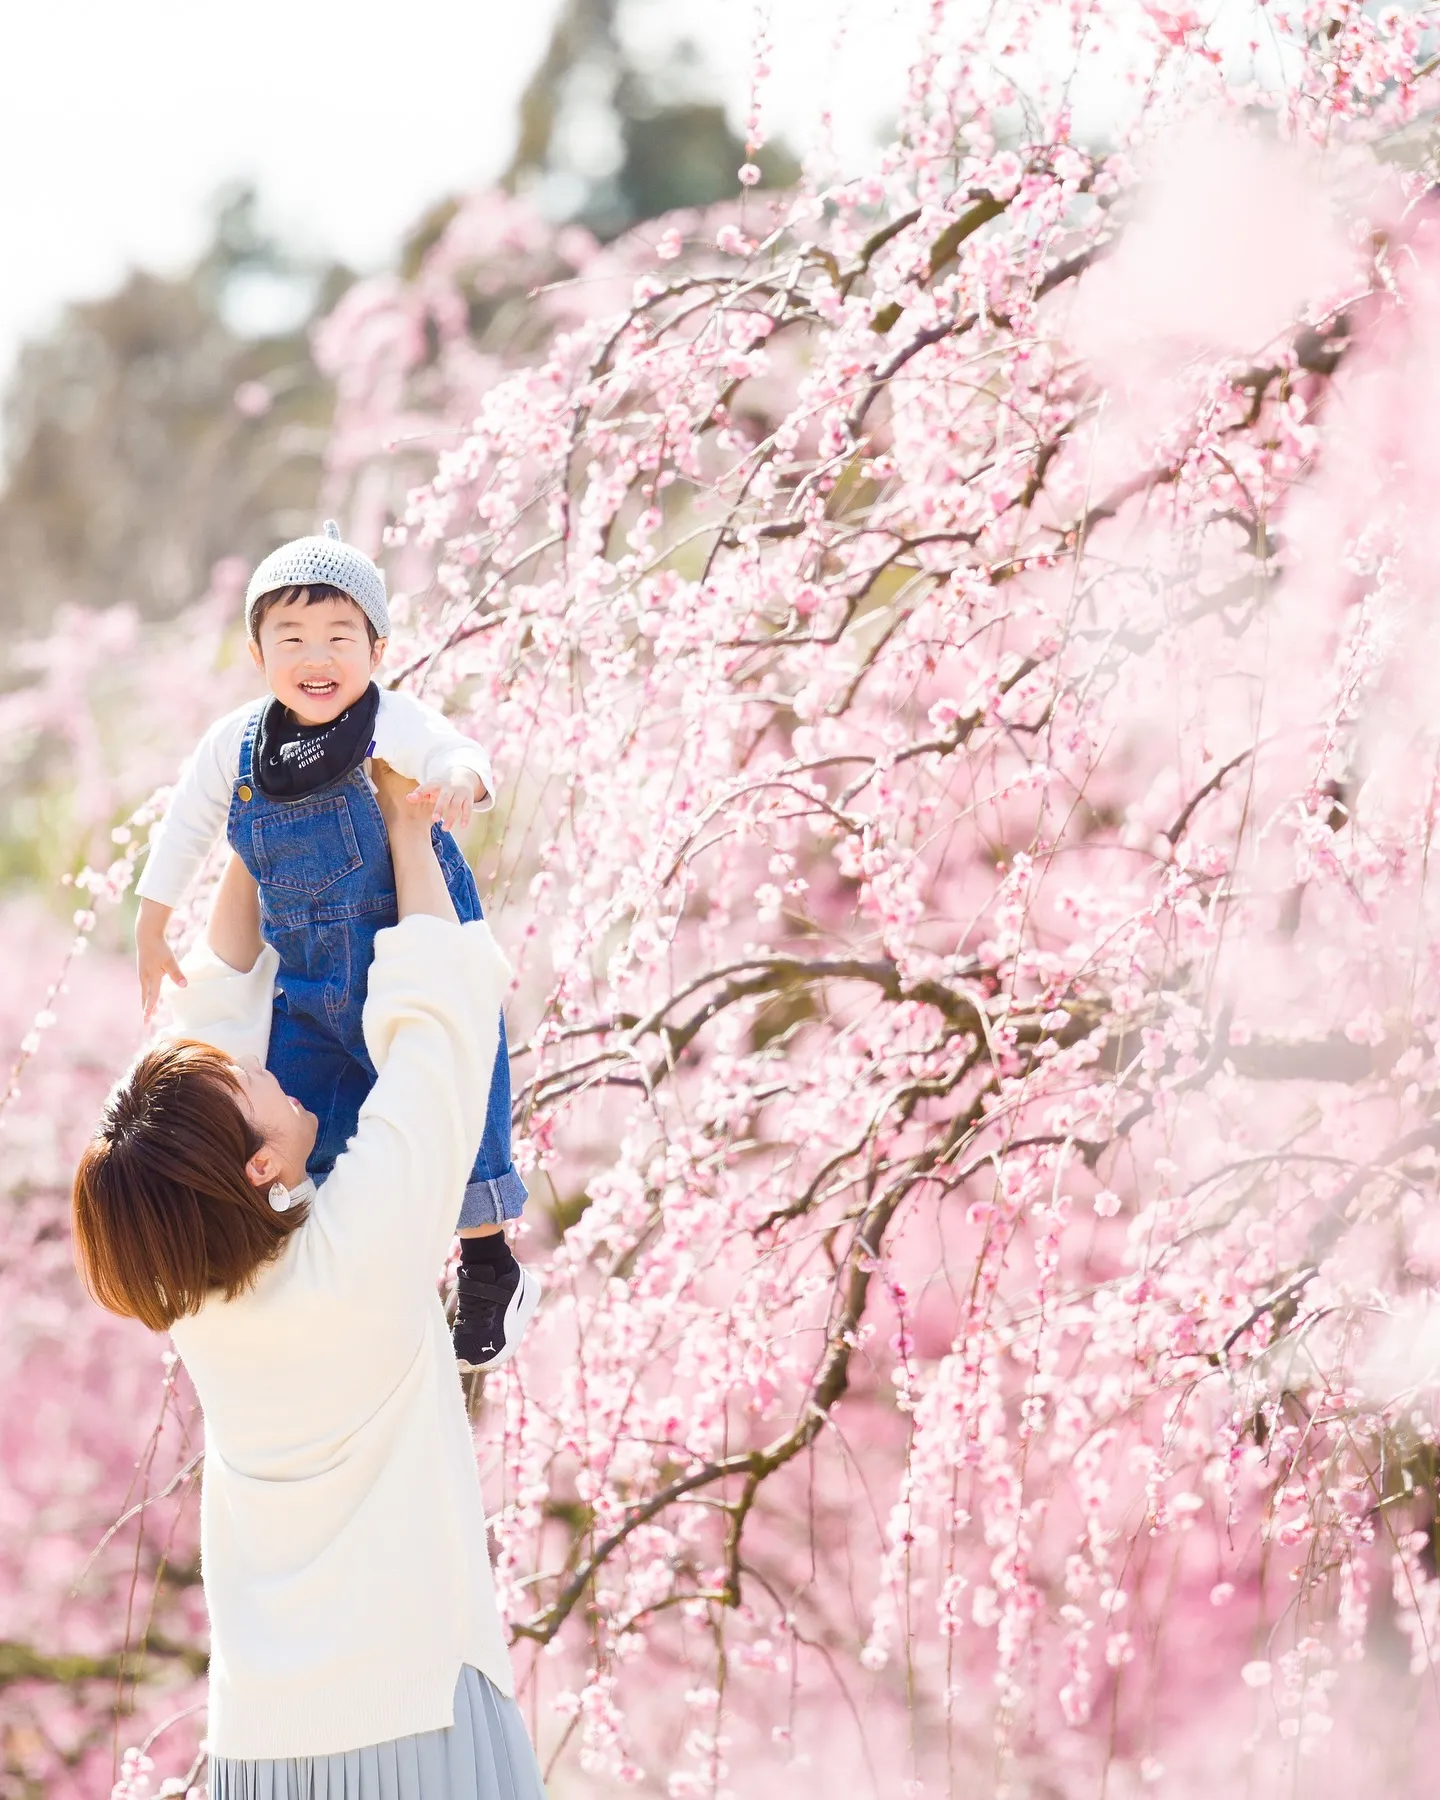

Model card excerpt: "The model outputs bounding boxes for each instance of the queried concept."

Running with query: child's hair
[250,582,380,647]
[72,1041,309,1332]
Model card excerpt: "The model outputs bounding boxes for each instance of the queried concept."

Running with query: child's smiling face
[250,591,386,726]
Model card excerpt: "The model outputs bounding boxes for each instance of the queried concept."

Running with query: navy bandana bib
[254,682,382,801]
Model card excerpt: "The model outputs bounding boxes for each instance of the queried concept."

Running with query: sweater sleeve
[309,915,510,1295]
[135,706,253,907]
[373,689,496,810]
[164,938,279,1065]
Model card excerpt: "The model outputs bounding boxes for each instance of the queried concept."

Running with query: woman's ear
[244,1144,282,1191]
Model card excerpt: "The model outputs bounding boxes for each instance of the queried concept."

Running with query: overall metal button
[238,784,253,802]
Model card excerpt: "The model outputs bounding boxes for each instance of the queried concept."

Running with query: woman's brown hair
[72,1041,309,1332]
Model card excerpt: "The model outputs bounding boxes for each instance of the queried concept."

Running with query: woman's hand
[371,759,425,828]
[372,761,459,925]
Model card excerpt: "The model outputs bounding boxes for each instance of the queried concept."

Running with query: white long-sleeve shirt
[166,915,515,1759]
[136,689,496,909]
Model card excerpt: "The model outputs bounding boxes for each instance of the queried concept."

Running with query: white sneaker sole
[457,1266,542,1374]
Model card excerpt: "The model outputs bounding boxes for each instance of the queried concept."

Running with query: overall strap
[237,701,266,784]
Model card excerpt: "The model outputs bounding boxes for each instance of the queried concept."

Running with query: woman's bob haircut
[72,1040,308,1332]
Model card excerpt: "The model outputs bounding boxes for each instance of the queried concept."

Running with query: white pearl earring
[268,1180,293,1213]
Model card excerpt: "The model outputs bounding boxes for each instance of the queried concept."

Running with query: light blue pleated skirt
[209,1667,546,1800]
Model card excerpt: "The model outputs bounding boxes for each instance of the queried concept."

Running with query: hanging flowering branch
[305,3,1440,1784]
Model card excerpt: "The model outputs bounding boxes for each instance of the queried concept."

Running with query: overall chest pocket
[253,792,363,896]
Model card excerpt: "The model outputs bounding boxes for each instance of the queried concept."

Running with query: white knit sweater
[166,915,515,1760]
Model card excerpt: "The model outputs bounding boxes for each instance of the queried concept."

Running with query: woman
[72,762,546,1800]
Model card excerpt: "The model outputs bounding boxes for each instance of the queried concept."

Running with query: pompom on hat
[244,520,390,641]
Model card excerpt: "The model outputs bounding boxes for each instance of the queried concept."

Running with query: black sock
[460,1234,517,1278]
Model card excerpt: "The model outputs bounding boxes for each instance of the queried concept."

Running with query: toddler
[135,521,538,1370]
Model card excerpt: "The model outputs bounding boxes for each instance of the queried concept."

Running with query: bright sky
[0,0,936,388]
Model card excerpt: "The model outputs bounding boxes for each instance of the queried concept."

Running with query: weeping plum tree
[11,1,1440,1795]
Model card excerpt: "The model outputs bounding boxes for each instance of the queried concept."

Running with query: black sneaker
[452,1263,541,1372]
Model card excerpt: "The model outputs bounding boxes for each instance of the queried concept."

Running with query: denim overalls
[225,706,527,1227]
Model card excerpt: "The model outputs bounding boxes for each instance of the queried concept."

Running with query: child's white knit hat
[245,521,390,641]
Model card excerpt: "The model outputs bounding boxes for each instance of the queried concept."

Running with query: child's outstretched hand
[406,765,482,834]
[136,898,186,1023]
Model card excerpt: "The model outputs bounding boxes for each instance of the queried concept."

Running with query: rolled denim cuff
[458,1167,529,1228]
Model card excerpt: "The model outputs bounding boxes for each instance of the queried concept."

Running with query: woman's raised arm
[206,851,263,973]
[164,856,277,1067]
[370,759,459,924]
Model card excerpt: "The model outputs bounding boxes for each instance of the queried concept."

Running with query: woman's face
[232,1055,317,1190]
